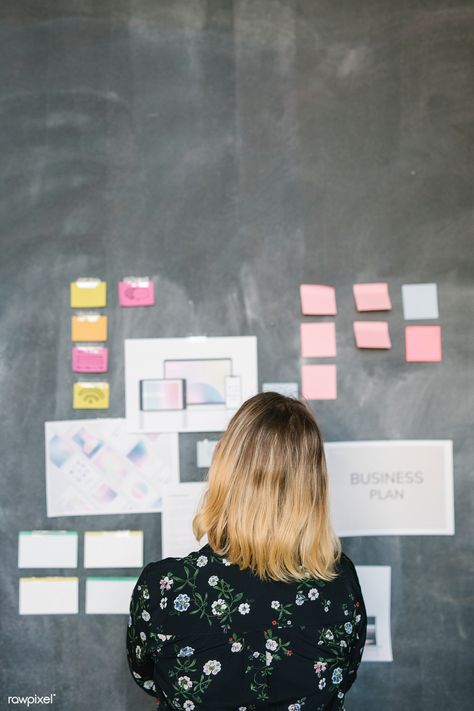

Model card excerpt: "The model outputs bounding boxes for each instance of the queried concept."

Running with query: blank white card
[84,530,143,568]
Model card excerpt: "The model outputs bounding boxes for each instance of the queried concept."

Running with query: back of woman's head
[192,391,341,582]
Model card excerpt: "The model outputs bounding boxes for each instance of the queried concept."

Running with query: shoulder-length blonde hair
[192,391,341,582]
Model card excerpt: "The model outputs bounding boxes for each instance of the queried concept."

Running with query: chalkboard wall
[1,2,473,710]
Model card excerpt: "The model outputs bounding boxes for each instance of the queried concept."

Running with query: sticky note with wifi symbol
[73,382,110,409]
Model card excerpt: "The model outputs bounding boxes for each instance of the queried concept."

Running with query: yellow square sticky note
[70,279,107,308]
[73,382,110,409]
[71,314,107,342]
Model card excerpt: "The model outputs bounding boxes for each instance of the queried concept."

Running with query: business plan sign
[325,440,454,536]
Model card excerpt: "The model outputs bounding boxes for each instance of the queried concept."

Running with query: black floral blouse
[126,542,367,711]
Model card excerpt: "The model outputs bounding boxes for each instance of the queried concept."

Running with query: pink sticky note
[300,322,336,357]
[72,346,108,373]
[405,326,442,362]
[300,284,337,315]
[353,321,391,349]
[301,364,337,400]
[119,278,155,306]
[353,283,391,312]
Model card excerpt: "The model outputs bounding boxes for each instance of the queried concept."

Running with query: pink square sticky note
[353,283,391,312]
[300,284,337,315]
[300,322,336,357]
[301,364,337,400]
[353,321,391,349]
[119,278,155,306]
[405,326,442,362]
[72,346,108,373]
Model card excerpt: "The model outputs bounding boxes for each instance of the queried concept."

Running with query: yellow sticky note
[70,279,107,308]
[73,382,110,409]
[71,314,107,342]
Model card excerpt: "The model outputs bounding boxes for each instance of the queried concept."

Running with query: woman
[126,391,367,710]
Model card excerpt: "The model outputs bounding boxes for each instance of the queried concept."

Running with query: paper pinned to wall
[45,418,179,517]
[356,566,393,662]
[18,531,78,568]
[19,577,79,615]
[84,531,143,568]
[161,482,208,558]
[85,577,138,614]
[125,336,258,433]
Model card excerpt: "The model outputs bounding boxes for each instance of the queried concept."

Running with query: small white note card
[196,439,218,468]
[19,577,79,615]
[18,531,78,568]
[84,531,143,568]
[85,577,138,614]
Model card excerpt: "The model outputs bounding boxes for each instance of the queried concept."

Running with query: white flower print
[141,610,150,622]
[143,589,150,600]
[295,593,305,606]
[221,558,232,566]
[271,600,280,609]
[196,555,208,567]
[325,630,334,641]
[319,678,326,690]
[128,614,132,627]
[178,676,193,690]
[265,651,273,667]
[160,597,168,609]
[231,642,242,652]
[208,575,219,587]
[253,651,260,658]
[203,659,221,675]
[211,599,227,616]
[288,705,301,711]
[184,702,195,710]
[238,707,247,710]
[132,672,141,679]
[338,691,344,699]
[135,645,141,659]
[238,603,250,615]
[178,646,194,657]
[160,576,173,591]
[158,633,173,641]
[308,588,319,600]
[143,680,155,690]
[266,639,278,651]
[140,631,146,641]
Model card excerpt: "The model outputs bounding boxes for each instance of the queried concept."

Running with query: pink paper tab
[300,322,336,358]
[353,321,391,349]
[405,326,442,362]
[119,278,155,306]
[72,346,108,373]
[300,284,337,316]
[353,283,391,311]
[301,364,337,400]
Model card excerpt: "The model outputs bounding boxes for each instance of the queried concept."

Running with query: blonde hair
[192,391,341,582]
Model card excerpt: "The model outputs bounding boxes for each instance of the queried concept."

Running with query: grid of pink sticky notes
[300,284,337,315]
[353,282,391,311]
[353,321,391,349]
[301,364,337,400]
[300,322,336,357]
[405,326,442,362]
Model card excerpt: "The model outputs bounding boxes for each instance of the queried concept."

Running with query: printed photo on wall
[44,418,179,517]
[124,336,258,433]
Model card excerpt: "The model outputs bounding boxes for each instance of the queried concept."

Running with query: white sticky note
[84,531,143,568]
[85,577,138,614]
[196,439,219,468]
[162,482,208,557]
[402,283,439,319]
[262,382,299,397]
[19,577,79,615]
[18,531,78,568]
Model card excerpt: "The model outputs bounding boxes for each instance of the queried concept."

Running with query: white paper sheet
[196,439,218,468]
[356,566,393,662]
[85,577,138,614]
[18,531,78,568]
[19,577,78,615]
[326,440,454,536]
[125,336,258,433]
[262,382,299,397]
[161,482,208,558]
[84,531,143,568]
[45,418,179,517]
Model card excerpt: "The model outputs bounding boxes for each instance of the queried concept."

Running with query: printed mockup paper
[18,531,78,568]
[356,566,392,662]
[125,336,258,433]
[161,482,208,558]
[19,577,79,615]
[84,531,143,568]
[85,577,138,614]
